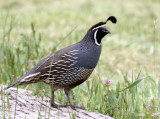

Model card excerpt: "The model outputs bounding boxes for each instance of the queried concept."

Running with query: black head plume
[106,16,117,24]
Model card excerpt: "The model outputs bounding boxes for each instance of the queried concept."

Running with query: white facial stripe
[92,24,106,31]
[94,30,101,46]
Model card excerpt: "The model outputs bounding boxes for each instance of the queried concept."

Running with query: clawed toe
[51,103,86,110]
[70,105,86,110]
[51,103,68,108]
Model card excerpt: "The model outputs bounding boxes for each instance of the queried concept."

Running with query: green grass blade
[52,26,77,52]
[6,92,11,118]
[158,80,160,97]
[158,79,160,109]
[14,85,19,119]
[119,77,146,92]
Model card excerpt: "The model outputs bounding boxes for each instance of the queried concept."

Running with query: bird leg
[51,89,68,108]
[64,88,86,110]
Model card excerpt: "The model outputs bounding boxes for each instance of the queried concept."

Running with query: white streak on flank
[67,59,74,62]
[64,61,70,64]
[53,60,64,64]
[64,54,78,60]
[59,71,65,73]
[41,74,52,77]
[57,64,68,67]
[47,78,54,80]
[45,60,67,69]
[63,54,78,59]
[45,65,55,69]
[56,76,62,79]
[72,57,78,59]
[52,70,58,72]
[61,56,66,58]
[94,30,101,46]
[23,72,40,79]
[47,70,58,73]
[63,54,73,57]
[23,78,33,82]
[92,24,106,31]
[58,68,70,71]
[69,52,78,55]
[20,72,40,82]
[47,71,53,73]
[69,61,78,67]
[69,50,79,53]
[62,73,67,75]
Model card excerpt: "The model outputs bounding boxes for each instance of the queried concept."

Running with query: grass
[0,0,160,118]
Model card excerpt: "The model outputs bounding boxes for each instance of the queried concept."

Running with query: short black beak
[106,29,111,34]
[100,25,111,34]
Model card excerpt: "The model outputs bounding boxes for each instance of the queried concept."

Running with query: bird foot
[70,105,86,110]
[51,103,86,110]
[51,101,86,110]
[51,102,68,108]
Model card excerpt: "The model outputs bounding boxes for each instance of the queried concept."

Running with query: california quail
[5,16,117,110]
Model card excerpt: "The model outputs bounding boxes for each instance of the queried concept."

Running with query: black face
[95,30,106,44]
[90,22,110,46]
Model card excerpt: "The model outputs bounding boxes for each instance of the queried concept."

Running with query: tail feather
[4,80,20,90]
[5,72,41,90]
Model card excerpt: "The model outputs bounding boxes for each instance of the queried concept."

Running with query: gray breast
[77,45,101,69]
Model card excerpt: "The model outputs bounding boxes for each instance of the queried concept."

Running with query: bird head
[88,16,117,46]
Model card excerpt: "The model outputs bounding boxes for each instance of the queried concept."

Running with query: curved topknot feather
[106,16,117,24]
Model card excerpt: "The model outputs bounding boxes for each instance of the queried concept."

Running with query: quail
[5,16,117,110]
